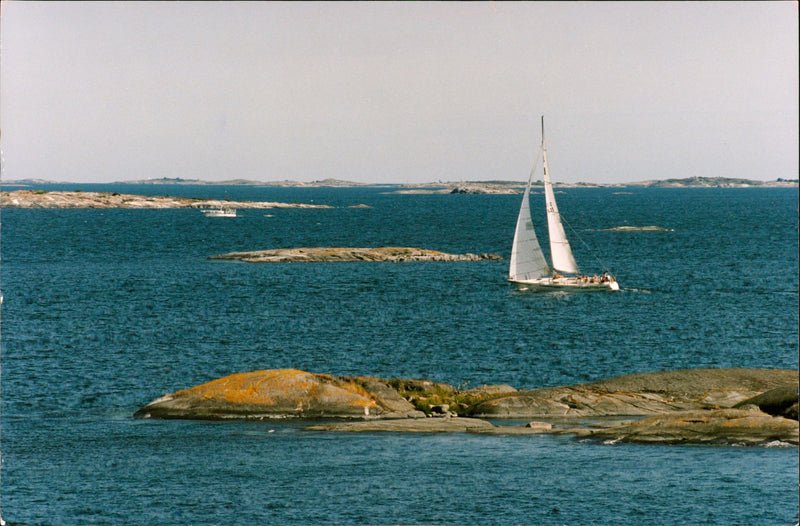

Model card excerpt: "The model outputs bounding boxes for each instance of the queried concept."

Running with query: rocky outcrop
[135,368,798,445]
[733,385,798,419]
[0,190,331,209]
[467,368,797,418]
[208,247,502,263]
[306,409,798,445]
[575,407,798,446]
[134,369,424,420]
[305,408,798,445]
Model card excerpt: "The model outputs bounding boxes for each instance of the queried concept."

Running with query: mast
[541,116,580,275]
[0,130,5,526]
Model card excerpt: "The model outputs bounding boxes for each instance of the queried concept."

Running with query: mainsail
[509,148,550,281]
[541,120,580,274]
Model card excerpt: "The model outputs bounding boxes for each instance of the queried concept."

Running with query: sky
[0,1,797,184]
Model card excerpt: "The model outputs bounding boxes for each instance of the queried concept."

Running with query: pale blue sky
[1,1,797,184]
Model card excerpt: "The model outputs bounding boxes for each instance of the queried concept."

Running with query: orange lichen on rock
[136,369,383,420]
[176,369,312,405]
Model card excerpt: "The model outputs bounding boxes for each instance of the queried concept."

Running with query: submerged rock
[305,416,565,434]
[304,409,799,444]
[306,416,497,433]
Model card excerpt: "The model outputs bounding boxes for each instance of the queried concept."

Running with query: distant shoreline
[2,178,796,209]
[2,176,797,189]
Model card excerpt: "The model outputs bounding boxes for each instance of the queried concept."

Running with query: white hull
[202,208,237,217]
[509,276,619,292]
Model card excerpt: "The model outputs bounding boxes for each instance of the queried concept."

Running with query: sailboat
[201,207,237,217]
[509,117,619,291]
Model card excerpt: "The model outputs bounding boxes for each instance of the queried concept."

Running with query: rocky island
[602,225,674,232]
[388,177,797,193]
[0,190,331,209]
[391,183,522,195]
[208,247,501,263]
[135,368,798,446]
[3,177,795,207]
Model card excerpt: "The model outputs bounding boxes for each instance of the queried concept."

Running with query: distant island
[208,247,502,263]
[0,190,332,209]
[3,176,797,189]
[2,176,795,209]
[627,176,798,188]
[394,176,797,190]
[602,225,674,232]
[1,177,376,188]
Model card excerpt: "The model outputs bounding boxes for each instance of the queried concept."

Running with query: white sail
[509,148,550,281]
[541,121,580,275]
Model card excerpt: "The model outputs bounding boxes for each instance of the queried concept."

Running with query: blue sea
[1,183,797,525]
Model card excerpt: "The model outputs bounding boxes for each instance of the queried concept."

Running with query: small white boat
[509,117,619,291]
[201,207,237,217]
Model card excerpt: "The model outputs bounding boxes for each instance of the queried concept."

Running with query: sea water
[0,184,797,525]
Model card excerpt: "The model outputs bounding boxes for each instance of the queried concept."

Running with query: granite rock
[135,367,799,446]
[575,407,798,446]
[468,368,797,418]
[134,369,423,420]
[733,384,798,420]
